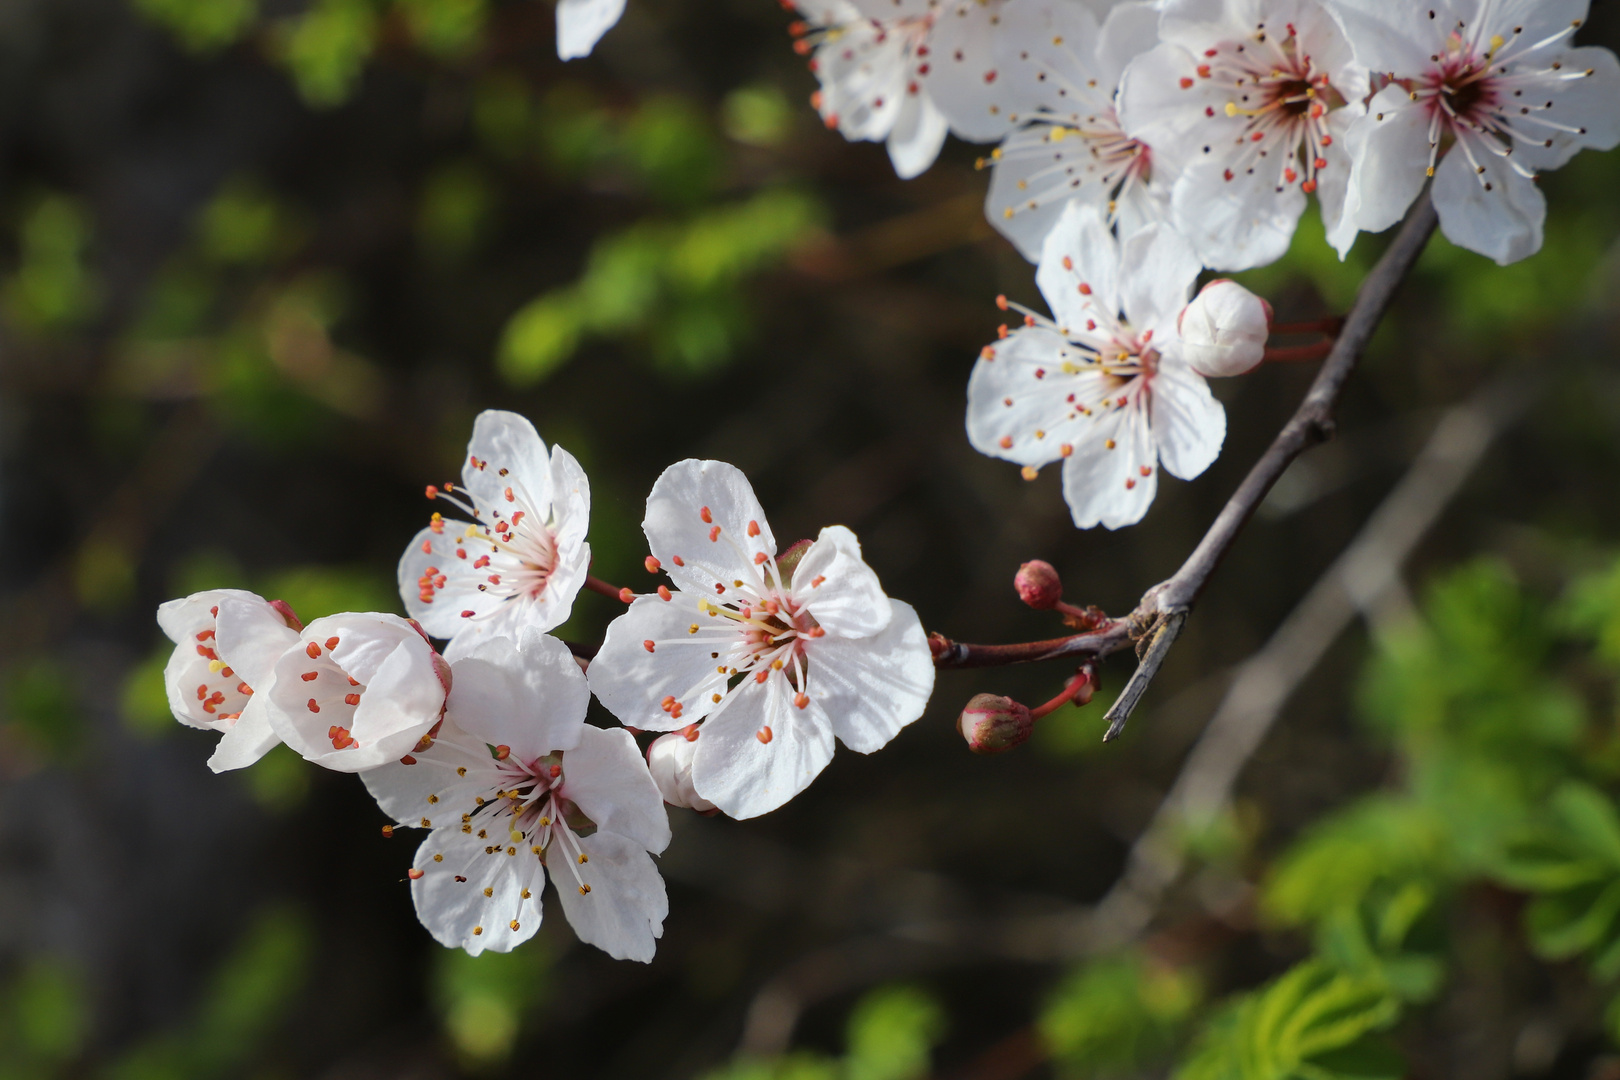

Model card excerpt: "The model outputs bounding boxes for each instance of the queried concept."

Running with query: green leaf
[1040,953,1201,1076]
[844,985,946,1080]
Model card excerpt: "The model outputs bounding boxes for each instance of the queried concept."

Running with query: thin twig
[929,621,1131,668]
[1102,611,1186,741]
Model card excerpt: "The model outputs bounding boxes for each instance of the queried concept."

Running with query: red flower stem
[1029,673,1091,721]
[583,575,630,602]
[1270,316,1344,337]
[1263,341,1335,363]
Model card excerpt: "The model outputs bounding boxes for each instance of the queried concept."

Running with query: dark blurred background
[5,1,1620,1077]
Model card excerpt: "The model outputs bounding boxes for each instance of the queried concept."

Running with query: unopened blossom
[966,202,1229,529]
[363,630,670,961]
[557,0,624,60]
[1119,0,1369,270]
[646,731,717,813]
[400,410,590,662]
[587,460,935,820]
[1178,278,1272,377]
[157,589,302,772]
[789,0,1019,179]
[264,612,450,773]
[1330,0,1620,265]
[983,0,1170,260]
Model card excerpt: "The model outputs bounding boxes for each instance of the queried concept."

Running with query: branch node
[1103,610,1187,742]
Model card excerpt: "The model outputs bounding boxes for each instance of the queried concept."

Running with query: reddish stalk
[1270,315,1345,337]
[1263,341,1335,363]
[583,575,633,603]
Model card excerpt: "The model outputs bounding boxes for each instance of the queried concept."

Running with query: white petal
[559,726,672,854]
[1036,201,1120,329]
[553,831,668,963]
[556,0,626,60]
[446,629,588,759]
[644,459,778,602]
[1319,104,1363,259]
[921,0,1017,142]
[461,410,552,513]
[992,0,1105,118]
[1150,356,1226,480]
[1118,41,1226,176]
[646,732,716,812]
[361,718,498,824]
[1515,46,1620,172]
[1344,87,1431,237]
[588,593,733,732]
[1118,223,1201,331]
[206,697,280,772]
[410,827,544,955]
[1059,401,1158,529]
[157,589,267,732]
[886,93,950,179]
[1431,136,1546,265]
[1095,2,1164,89]
[690,675,835,819]
[214,595,300,693]
[1320,0,1443,75]
[792,525,891,639]
[1170,152,1306,273]
[804,599,933,753]
[966,327,1136,468]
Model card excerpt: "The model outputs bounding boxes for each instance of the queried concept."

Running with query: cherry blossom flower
[983,0,1171,260]
[1119,0,1369,270]
[966,202,1229,529]
[399,410,590,662]
[157,589,302,773]
[1329,0,1620,265]
[586,460,935,820]
[557,0,624,60]
[646,731,717,813]
[363,630,670,961]
[264,612,451,773]
[1178,278,1273,376]
[790,0,1019,179]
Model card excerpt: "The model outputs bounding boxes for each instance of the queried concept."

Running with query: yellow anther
[539,816,551,827]
[465,525,477,537]
[1062,362,1080,374]
[1225,101,1239,117]
[483,887,494,897]
[577,853,589,864]
[521,888,532,898]
[1051,126,1069,142]
[1021,466,1040,481]
[510,829,523,843]
[208,659,226,673]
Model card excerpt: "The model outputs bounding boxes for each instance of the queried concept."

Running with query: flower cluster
[156,412,933,960]
[771,0,1617,526]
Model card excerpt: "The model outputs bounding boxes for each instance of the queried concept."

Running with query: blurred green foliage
[3,195,97,335]
[0,959,90,1080]
[2,657,83,764]
[1040,953,1202,1078]
[433,943,553,1067]
[703,985,945,1080]
[131,0,258,53]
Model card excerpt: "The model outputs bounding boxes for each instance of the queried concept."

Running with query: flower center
[985,107,1153,225]
[189,608,252,724]
[292,634,370,749]
[419,459,561,612]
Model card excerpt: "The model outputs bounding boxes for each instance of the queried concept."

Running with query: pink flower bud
[646,732,717,812]
[958,693,1034,755]
[1178,279,1271,378]
[1015,560,1063,610]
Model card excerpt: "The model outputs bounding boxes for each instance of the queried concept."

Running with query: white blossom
[263,612,450,773]
[400,410,591,662]
[984,0,1171,260]
[363,630,671,961]
[587,460,935,820]
[790,0,1020,178]
[1178,278,1272,376]
[1330,0,1620,265]
[1119,0,1368,270]
[646,731,717,813]
[966,202,1229,529]
[557,0,625,60]
[156,589,301,773]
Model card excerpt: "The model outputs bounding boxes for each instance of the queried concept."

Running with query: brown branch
[929,621,1131,669]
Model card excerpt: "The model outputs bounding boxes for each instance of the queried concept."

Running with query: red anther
[425,485,439,499]
[809,88,822,108]
[1285,167,1298,183]
[997,324,1009,339]
[301,671,319,682]
[1197,64,1211,78]
[788,19,807,35]
[408,868,425,880]
[747,520,761,537]
[210,606,219,617]
[1086,319,1096,330]
[381,825,394,837]
[348,677,359,686]
[794,693,810,709]
[682,724,700,742]
[619,587,635,604]
[1062,255,1073,270]
[1035,368,1046,379]
[661,696,676,711]
[1250,131,1263,141]
[305,642,321,659]
[982,346,997,360]
[1024,314,1036,327]
[307,698,321,714]
[494,745,511,760]
[670,704,683,719]
[421,540,433,554]
[1224,168,1235,181]
[474,556,491,569]
[645,556,662,573]
[504,486,514,502]
[399,754,416,765]
[1139,465,1152,477]
[983,69,996,83]
[809,626,826,637]
[709,526,722,542]
[908,81,919,95]
[999,435,1014,449]
[753,552,768,565]
[1204,47,1217,56]
[461,610,475,618]
[1078,282,1092,295]
[434,575,447,588]
[643,640,656,653]
[196,645,217,660]
[201,699,217,714]
[1302,179,1317,193]
[995,294,1009,310]
[810,575,826,588]
[1180,77,1194,88]
[658,586,672,601]
[238,683,253,695]
[488,574,501,585]
[324,636,340,651]
[1320,134,1333,146]
[510,511,525,527]
[1314,157,1327,169]
[757,726,774,744]
[700,506,713,524]
[794,38,811,55]
[444,482,455,492]
[1116,396,1128,407]
[345,693,361,706]
[741,606,753,620]
[715,582,725,594]
[672,556,685,567]
[195,629,216,641]
[763,599,779,615]
[196,684,208,701]
[549,764,561,778]
[429,519,444,534]
[755,669,769,684]
[1061,444,1074,457]
[1125,478,1137,489]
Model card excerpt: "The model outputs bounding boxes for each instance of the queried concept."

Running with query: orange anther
[425,485,438,499]
[381,825,394,837]
[307,698,321,714]
[755,669,769,684]
[672,556,685,567]
[645,556,661,573]
[700,506,713,524]
[301,671,319,682]
[811,575,826,588]
[494,745,511,760]
[794,693,809,709]
[643,640,656,653]
[747,520,761,537]
[345,693,361,706]
[619,588,635,603]
[757,726,774,744]
[658,586,672,601]
[754,552,768,564]
[408,868,425,879]
[504,486,515,502]
[324,636,340,650]
[305,642,321,659]
[682,724,700,742]
[709,526,721,542]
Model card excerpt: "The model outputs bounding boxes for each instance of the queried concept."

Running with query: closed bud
[1178,280,1272,378]
[1015,560,1063,610]
[646,732,718,813]
[958,693,1034,755]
